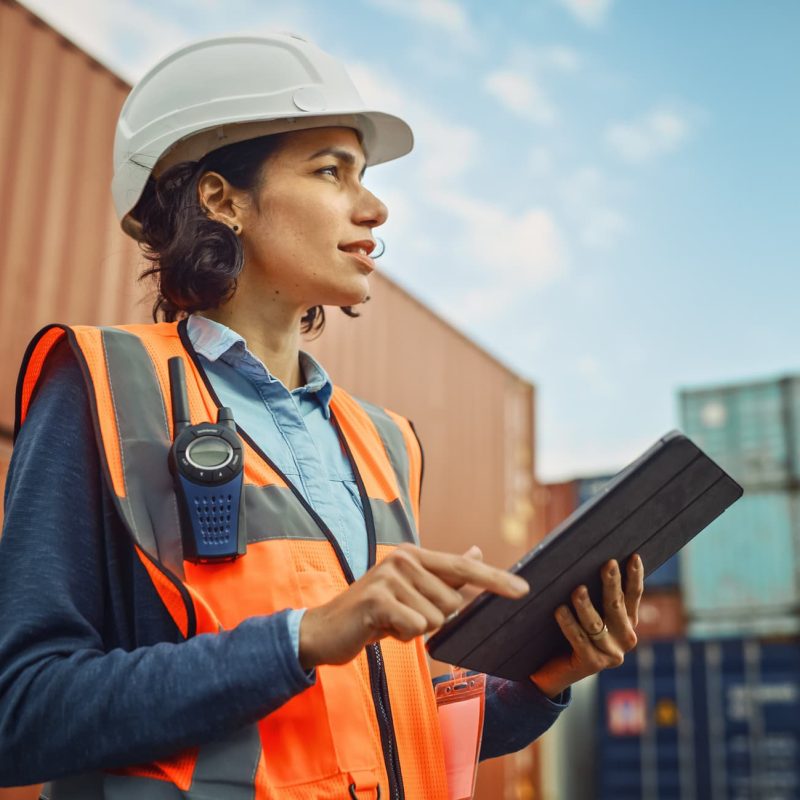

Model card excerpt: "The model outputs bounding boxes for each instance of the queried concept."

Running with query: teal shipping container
[681,490,800,638]
[680,376,800,490]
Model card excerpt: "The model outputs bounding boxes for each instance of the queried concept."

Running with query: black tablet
[426,431,743,680]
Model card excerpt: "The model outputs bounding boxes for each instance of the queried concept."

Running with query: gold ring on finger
[587,623,608,640]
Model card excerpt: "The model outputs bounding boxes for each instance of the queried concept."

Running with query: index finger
[414,547,530,598]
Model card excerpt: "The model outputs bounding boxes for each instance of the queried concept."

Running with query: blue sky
[21,0,800,479]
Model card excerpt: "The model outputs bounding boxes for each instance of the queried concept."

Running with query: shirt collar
[185,313,334,417]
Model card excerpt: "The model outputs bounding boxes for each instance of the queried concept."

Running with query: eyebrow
[307,147,367,180]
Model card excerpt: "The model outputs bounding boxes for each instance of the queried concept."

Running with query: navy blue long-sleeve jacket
[0,340,568,787]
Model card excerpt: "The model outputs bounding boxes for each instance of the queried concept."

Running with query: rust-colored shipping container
[534,480,578,543]
[635,589,686,641]
[0,2,544,796]
[0,0,148,435]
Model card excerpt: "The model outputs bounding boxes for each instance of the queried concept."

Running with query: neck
[198,291,307,391]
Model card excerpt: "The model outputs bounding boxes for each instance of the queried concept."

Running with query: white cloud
[347,61,569,324]
[542,45,582,72]
[555,0,614,27]
[580,208,629,249]
[434,190,567,288]
[529,146,556,177]
[559,167,629,250]
[365,0,479,50]
[347,61,482,184]
[606,108,691,163]
[575,355,615,396]
[483,70,557,126]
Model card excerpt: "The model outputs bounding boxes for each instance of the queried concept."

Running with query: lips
[338,239,376,273]
[338,239,376,256]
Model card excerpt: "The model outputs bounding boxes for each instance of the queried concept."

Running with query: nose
[354,185,388,230]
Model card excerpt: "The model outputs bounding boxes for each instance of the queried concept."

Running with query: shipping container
[681,490,800,638]
[0,0,149,433]
[637,591,687,641]
[680,376,800,490]
[0,3,546,796]
[597,639,800,800]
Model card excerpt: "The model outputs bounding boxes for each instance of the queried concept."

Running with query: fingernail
[511,575,530,594]
[557,606,569,619]
[578,586,588,600]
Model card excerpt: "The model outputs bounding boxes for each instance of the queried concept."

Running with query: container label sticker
[607,689,646,736]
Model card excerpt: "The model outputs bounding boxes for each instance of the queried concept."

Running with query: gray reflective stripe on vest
[244,483,326,542]
[369,497,417,546]
[49,724,262,799]
[355,398,419,546]
[101,327,184,577]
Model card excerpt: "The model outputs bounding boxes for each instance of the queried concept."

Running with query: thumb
[463,545,483,561]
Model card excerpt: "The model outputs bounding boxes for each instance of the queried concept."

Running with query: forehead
[277,126,366,161]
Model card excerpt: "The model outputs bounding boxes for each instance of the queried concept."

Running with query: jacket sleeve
[479,677,570,760]
[0,343,315,787]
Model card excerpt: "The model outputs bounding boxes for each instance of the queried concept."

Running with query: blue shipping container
[596,639,800,800]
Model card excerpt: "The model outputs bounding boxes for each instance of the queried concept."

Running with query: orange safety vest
[17,321,449,800]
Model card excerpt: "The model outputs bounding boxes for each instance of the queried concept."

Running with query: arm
[0,344,314,786]
[479,676,570,761]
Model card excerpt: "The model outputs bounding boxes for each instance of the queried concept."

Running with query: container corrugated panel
[597,639,800,800]
[537,481,578,542]
[680,376,800,490]
[681,490,800,636]
[0,0,150,432]
[637,591,686,641]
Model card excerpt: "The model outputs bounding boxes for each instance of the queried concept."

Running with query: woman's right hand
[298,543,530,669]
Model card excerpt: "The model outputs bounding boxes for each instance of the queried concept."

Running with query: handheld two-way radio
[167,357,246,563]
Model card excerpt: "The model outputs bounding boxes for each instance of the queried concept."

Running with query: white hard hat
[112,33,414,240]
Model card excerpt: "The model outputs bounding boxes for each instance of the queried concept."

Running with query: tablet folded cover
[427,431,743,681]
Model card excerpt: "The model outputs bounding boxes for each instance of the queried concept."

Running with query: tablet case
[426,431,743,680]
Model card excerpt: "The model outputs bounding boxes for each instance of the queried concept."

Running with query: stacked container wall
[680,377,800,490]
[0,3,545,796]
[680,375,800,637]
[596,639,800,800]
[681,490,800,637]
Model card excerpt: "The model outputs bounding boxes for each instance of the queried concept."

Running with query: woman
[0,34,642,798]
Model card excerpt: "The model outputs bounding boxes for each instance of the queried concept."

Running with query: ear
[197,171,243,230]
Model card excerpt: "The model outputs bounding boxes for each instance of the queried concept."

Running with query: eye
[317,165,339,178]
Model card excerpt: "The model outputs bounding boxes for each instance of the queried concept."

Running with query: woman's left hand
[530,554,644,699]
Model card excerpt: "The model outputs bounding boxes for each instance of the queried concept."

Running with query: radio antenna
[168,357,191,438]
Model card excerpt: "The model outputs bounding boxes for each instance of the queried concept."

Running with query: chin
[320,279,371,308]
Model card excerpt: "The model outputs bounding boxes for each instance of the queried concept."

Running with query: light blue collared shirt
[186,314,370,654]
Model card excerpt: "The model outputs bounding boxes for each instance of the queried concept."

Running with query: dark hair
[131,133,362,335]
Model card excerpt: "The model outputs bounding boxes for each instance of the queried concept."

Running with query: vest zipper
[331,415,405,800]
[179,322,405,799]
